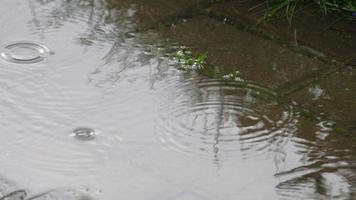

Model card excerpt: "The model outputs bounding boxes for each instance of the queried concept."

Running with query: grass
[255,0,356,23]
[334,126,356,142]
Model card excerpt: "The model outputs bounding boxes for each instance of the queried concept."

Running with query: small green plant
[174,50,207,71]
[222,70,244,81]
[334,126,356,142]
[173,49,244,82]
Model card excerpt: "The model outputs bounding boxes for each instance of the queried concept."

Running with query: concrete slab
[154,16,334,90]
[288,66,356,127]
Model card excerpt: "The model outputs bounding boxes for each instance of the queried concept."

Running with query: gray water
[0,0,355,199]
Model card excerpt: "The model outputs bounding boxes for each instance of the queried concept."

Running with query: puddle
[0,0,355,199]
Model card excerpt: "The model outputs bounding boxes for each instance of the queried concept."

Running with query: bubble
[72,127,96,141]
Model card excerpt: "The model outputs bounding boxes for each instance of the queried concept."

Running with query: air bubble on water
[72,127,96,141]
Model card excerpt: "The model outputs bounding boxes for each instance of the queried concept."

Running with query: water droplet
[0,41,51,64]
[72,127,96,141]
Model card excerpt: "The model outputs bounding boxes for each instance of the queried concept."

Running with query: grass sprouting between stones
[253,0,356,23]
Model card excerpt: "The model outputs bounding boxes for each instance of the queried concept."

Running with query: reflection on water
[0,0,355,199]
[157,79,299,160]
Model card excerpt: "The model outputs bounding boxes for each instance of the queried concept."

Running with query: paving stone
[209,1,356,62]
[288,66,356,127]
[154,16,333,90]
[105,0,211,30]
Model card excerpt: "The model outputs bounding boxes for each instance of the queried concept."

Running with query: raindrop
[72,127,96,141]
[0,41,51,64]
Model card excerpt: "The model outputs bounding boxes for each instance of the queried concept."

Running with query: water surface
[0,0,355,199]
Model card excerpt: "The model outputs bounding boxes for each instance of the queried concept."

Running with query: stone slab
[288,66,356,127]
[209,1,356,62]
[154,16,333,90]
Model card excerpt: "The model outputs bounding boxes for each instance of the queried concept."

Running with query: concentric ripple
[0,41,51,64]
[157,79,299,158]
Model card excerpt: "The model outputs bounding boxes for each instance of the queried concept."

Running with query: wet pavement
[289,66,356,128]
[153,16,333,90]
[0,0,355,200]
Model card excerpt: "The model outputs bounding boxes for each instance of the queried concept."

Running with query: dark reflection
[27,0,170,89]
[0,176,21,200]
[0,175,98,200]
[275,121,356,199]
[26,188,98,200]
[27,0,139,86]
[29,0,123,43]
[0,190,27,200]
